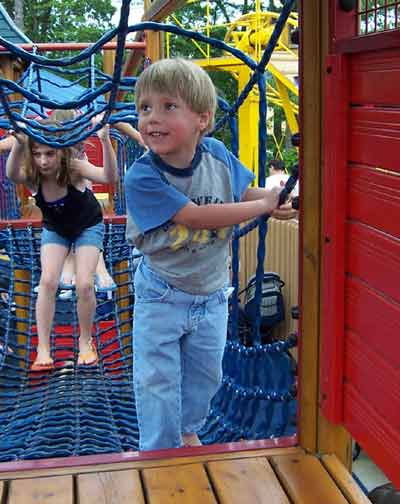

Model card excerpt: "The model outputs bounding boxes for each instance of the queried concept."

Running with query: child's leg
[95,252,116,290]
[133,261,185,450]
[74,222,104,364]
[60,250,75,286]
[180,288,229,438]
[35,243,70,365]
[74,245,100,362]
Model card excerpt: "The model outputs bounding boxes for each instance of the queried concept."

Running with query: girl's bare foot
[77,338,99,366]
[31,349,54,371]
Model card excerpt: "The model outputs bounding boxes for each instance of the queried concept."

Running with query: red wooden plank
[350,107,400,172]
[347,221,400,304]
[320,54,350,423]
[328,1,357,52]
[345,330,400,431]
[345,276,400,369]
[344,382,400,489]
[336,30,400,54]
[350,48,400,105]
[348,165,400,238]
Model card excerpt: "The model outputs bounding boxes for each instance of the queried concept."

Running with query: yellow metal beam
[237,67,259,180]
[275,79,298,134]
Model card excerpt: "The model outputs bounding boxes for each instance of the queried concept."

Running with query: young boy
[125,58,288,451]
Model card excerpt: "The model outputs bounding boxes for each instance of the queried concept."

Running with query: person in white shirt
[265,159,299,219]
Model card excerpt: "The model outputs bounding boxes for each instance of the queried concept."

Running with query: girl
[6,116,118,371]
[51,109,117,296]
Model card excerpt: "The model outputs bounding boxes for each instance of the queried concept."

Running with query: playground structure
[0,0,398,502]
[165,8,299,174]
[0,0,299,455]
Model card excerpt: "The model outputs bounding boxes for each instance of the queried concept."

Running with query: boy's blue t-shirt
[125,137,255,295]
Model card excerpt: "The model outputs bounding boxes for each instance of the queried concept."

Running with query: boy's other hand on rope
[263,186,281,214]
[272,200,298,220]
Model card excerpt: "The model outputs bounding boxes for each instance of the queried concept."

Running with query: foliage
[281,147,298,171]
[167,0,298,155]
[3,0,116,43]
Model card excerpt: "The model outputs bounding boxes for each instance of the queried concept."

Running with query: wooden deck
[0,444,371,503]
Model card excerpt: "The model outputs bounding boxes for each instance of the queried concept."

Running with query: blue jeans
[133,260,229,451]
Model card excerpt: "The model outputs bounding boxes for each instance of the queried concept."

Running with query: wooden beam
[142,0,187,22]
[299,0,352,467]
[297,0,323,456]
[120,0,185,80]
[322,455,372,504]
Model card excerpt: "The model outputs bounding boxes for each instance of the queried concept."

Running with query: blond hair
[51,108,87,160]
[135,58,217,134]
[25,117,73,187]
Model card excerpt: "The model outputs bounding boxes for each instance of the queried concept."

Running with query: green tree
[167,1,297,147]
[3,0,115,43]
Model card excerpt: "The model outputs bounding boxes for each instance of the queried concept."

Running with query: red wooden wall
[321,1,400,487]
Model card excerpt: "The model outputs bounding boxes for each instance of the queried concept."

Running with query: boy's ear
[199,111,212,132]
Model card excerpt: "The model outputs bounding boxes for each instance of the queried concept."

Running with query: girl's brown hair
[24,117,73,187]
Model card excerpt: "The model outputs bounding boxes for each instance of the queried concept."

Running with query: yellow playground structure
[167,9,299,175]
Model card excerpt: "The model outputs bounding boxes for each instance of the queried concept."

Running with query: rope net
[0,0,298,461]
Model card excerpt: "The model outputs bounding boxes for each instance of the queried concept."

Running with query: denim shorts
[41,222,105,251]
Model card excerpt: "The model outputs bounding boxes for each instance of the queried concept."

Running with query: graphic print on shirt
[166,194,230,252]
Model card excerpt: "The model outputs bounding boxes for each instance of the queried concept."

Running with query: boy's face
[137,92,211,168]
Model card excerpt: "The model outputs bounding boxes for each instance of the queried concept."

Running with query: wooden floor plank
[142,463,217,504]
[322,455,372,504]
[8,475,73,504]
[0,447,302,481]
[207,457,290,504]
[270,453,349,504]
[2,451,368,504]
[77,469,145,504]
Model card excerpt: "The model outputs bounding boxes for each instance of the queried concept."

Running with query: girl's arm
[113,122,146,146]
[75,120,118,184]
[172,188,280,230]
[5,132,27,184]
